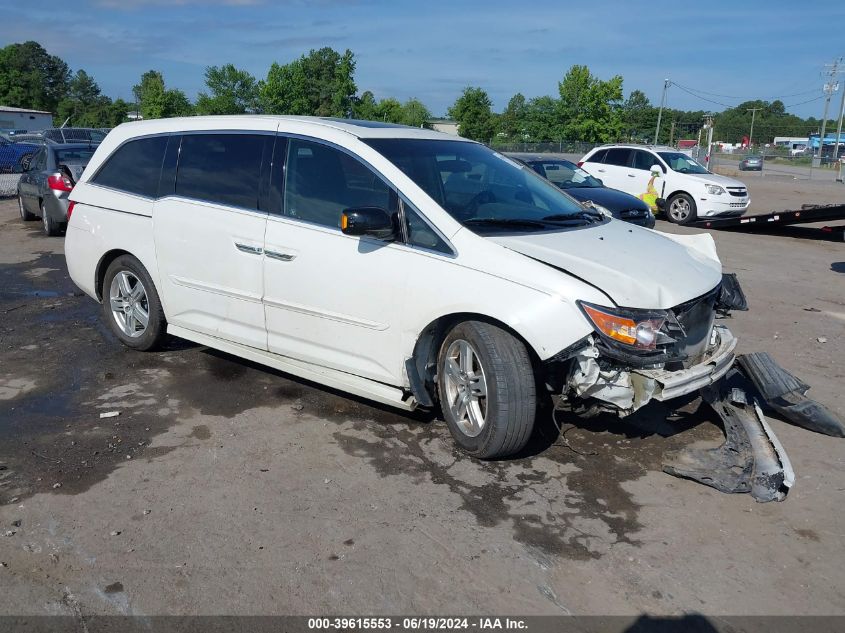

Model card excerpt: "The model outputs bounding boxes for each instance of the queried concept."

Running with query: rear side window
[587,149,607,163]
[603,148,632,167]
[176,134,268,210]
[93,136,168,197]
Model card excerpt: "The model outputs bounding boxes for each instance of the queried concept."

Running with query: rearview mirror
[340,207,396,240]
[20,156,32,171]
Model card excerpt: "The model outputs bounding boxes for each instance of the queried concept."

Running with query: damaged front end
[563,280,739,417]
[555,273,802,502]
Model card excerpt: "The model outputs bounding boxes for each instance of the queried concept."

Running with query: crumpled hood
[488,221,722,309]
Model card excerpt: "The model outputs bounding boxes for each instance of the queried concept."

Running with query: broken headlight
[579,302,676,351]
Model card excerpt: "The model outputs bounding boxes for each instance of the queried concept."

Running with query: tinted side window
[176,134,268,210]
[603,148,632,167]
[93,136,168,197]
[632,150,658,171]
[284,138,391,228]
[589,149,608,163]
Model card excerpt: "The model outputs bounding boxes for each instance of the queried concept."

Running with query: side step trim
[167,324,416,411]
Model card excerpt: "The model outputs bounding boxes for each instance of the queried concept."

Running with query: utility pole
[817,58,843,167]
[833,73,845,163]
[669,119,676,146]
[654,78,670,145]
[746,107,762,149]
[703,113,715,171]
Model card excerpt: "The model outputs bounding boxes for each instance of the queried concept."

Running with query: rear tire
[666,193,697,225]
[41,201,60,236]
[437,321,536,459]
[102,255,167,351]
[18,195,35,221]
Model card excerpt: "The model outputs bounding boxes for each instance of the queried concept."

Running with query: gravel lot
[0,190,843,618]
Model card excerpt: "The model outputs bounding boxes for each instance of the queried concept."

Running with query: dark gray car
[17,143,98,236]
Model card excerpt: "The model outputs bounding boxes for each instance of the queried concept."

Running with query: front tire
[437,321,536,459]
[18,195,36,221]
[102,255,167,351]
[41,202,60,236]
[666,193,697,225]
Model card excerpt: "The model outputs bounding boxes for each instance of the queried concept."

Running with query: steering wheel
[461,190,497,216]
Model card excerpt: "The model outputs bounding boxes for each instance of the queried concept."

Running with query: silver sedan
[17,143,98,236]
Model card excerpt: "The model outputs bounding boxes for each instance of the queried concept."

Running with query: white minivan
[66,116,741,459]
[579,144,750,224]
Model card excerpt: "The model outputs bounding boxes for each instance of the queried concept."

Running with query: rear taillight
[48,174,73,192]
[577,161,584,168]
[67,201,75,220]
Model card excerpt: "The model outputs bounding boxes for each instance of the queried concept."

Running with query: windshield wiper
[543,210,602,224]
[464,218,551,229]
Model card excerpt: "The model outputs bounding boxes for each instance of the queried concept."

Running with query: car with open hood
[65,116,740,459]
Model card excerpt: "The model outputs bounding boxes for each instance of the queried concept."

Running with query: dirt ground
[0,188,843,618]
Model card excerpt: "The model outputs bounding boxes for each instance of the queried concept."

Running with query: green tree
[375,97,403,123]
[164,89,193,117]
[0,41,70,114]
[524,96,559,141]
[499,93,528,140]
[447,87,494,142]
[195,64,258,115]
[133,70,167,119]
[399,98,431,127]
[557,65,624,142]
[56,69,112,127]
[621,89,655,141]
[133,70,193,119]
[260,47,357,117]
[352,90,378,120]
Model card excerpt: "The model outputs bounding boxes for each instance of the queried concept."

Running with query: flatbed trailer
[691,203,845,231]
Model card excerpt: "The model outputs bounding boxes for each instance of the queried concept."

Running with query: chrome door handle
[627,174,636,177]
[265,250,296,262]
[235,243,263,255]
[597,169,606,173]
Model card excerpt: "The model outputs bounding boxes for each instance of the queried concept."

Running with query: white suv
[579,144,750,224]
[66,116,740,459]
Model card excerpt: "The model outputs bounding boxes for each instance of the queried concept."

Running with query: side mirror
[650,164,664,174]
[340,207,396,240]
[595,178,604,186]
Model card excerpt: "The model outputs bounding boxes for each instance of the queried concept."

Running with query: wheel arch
[409,312,542,407]
[94,249,132,301]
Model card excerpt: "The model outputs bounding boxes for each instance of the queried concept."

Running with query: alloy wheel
[442,339,489,437]
[109,271,150,338]
[669,197,691,222]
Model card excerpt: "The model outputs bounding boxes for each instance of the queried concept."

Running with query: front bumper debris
[567,325,737,414]
[663,368,794,502]
[737,352,845,437]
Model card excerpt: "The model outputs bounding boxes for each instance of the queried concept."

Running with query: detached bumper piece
[663,369,794,503]
[737,352,845,438]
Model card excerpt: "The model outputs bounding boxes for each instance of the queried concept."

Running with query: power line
[670,81,820,102]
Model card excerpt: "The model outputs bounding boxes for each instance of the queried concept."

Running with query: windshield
[364,139,594,233]
[528,159,603,189]
[657,152,709,174]
[56,148,96,165]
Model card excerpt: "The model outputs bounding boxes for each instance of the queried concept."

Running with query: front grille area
[727,187,747,197]
[666,287,718,368]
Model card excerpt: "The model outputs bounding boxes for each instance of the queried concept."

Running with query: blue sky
[6,0,845,118]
